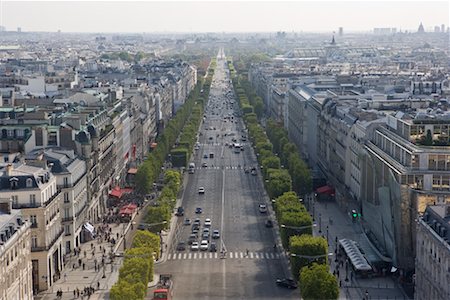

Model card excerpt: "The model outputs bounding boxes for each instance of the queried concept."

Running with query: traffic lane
[222,169,276,252]
[155,258,298,300]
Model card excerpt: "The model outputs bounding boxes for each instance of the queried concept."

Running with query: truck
[153,274,173,300]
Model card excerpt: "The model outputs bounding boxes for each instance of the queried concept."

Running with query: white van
[188,162,195,174]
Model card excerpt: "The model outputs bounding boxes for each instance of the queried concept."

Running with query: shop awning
[109,186,123,198]
[84,222,95,234]
[119,203,138,216]
[128,168,138,175]
[316,185,335,195]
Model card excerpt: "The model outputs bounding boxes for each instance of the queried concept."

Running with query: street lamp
[281,224,317,230]
[290,252,334,261]
[319,213,322,233]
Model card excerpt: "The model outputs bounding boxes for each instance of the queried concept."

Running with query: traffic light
[351,209,358,222]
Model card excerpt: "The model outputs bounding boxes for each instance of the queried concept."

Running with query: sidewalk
[311,198,409,299]
[35,209,143,300]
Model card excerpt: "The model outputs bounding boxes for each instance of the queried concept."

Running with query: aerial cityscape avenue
[0,1,449,299]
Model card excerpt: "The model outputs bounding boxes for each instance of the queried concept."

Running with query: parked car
[183,218,191,226]
[265,220,274,228]
[276,278,298,289]
[175,206,184,216]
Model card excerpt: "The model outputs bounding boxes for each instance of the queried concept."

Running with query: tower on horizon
[338,27,343,36]
[418,22,425,33]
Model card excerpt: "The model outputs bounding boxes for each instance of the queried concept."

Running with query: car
[198,187,205,194]
[276,278,298,289]
[188,234,197,245]
[203,154,208,159]
[195,207,203,214]
[176,241,186,251]
[191,242,200,251]
[244,168,250,173]
[183,218,191,226]
[192,227,199,234]
[259,204,268,213]
[193,218,201,225]
[209,136,213,140]
[212,229,220,239]
[175,206,184,216]
[200,240,209,251]
[210,242,217,252]
[251,169,257,176]
[204,218,212,227]
[202,162,208,168]
[265,220,274,228]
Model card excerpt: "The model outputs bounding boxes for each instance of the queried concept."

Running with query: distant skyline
[1,0,448,33]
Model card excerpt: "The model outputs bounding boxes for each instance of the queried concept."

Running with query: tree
[110,280,144,300]
[262,155,281,171]
[254,98,264,119]
[280,211,312,249]
[132,230,161,259]
[144,206,171,232]
[290,235,328,279]
[266,169,292,199]
[299,263,339,300]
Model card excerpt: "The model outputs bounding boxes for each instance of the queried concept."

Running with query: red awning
[109,186,123,198]
[119,203,137,215]
[128,168,138,174]
[316,185,335,196]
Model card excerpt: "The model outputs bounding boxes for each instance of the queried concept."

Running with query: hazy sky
[1,0,448,33]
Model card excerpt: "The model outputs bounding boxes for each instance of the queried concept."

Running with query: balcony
[43,190,61,207]
[61,216,73,223]
[47,228,64,251]
[12,202,41,209]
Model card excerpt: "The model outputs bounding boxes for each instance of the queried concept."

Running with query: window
[63,177,69,188]
[64,192,69,203]
[26,178,33,188]
[64,207,70,218]
[30,215,37,225]
[29,194,36,206]
[11,195,18,206]
[31,236,37,248]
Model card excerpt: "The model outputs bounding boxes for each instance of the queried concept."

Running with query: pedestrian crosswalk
[195,166,247,170]
[166,251,284,261]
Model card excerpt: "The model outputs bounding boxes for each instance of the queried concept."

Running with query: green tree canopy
[290,235,328,279]
[299,263,339,300]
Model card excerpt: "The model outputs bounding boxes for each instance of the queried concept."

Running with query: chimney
[0,198,12,214]
[6,163,13,176]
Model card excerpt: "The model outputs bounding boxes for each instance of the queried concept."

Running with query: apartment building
[26,149,88,254]
[362,110,450,272]
[0,199,33,300]
[0,163,63,293]
[415,205,450,300]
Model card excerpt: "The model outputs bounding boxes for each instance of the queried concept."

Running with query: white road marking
[167,254,172,260]
[183,253,187,259]
[249,252,254,259]
[240,252,244,259]
[188,253,192,259]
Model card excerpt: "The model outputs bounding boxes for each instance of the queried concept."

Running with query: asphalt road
[154,49,298,300]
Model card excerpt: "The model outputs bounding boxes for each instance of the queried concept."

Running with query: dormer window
[9,177,18,189]
[26,178,33,188]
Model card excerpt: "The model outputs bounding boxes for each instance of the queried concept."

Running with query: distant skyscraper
[17,27,21,33]
[418,22,425,33]
[338,27,343,36]
[441,24,445,33]
[434,26,441,33]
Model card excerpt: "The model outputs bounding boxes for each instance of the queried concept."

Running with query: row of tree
[135,58,216,195]
[110,169,181,300]
[110,230,160,300]
[228,57,338,299]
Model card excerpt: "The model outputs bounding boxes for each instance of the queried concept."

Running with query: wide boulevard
[154,49,298,299]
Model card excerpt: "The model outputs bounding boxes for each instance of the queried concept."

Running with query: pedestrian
[77,288,80,298]
[116,232,119,239]
[97,282,100,290]
[64,273,67,282]
[82,263,85,270]
[91,243,93,250]
[339,280,342,287]
[74,289,76,298]
[246,249,249,256]
[84,250,86,258]
[78,258,82,267]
